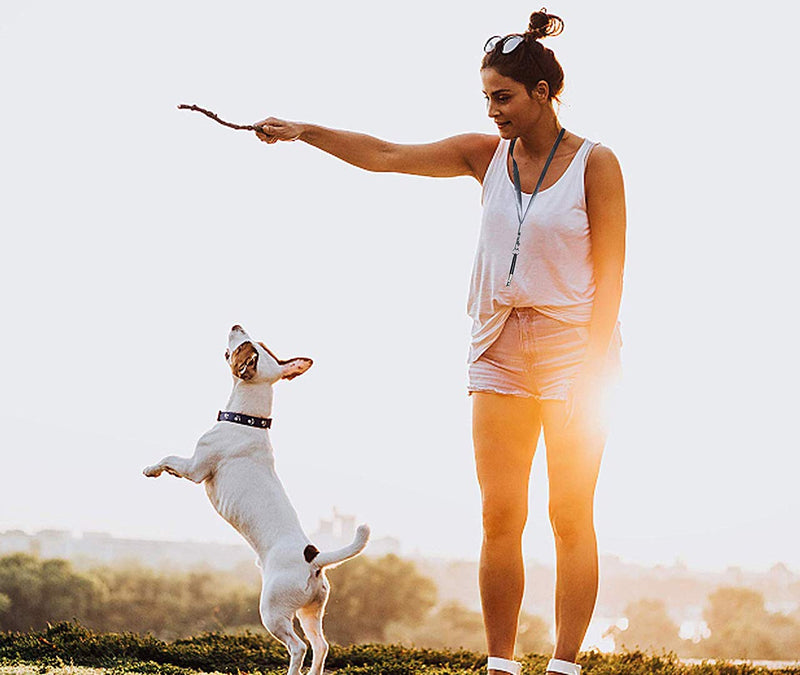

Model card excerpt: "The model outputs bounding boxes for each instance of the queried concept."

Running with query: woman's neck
[515,110,563,159]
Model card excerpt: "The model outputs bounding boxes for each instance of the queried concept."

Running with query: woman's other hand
[253,117,304,144]
[564,362,607,433]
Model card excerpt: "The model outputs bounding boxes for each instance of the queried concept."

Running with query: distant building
[309,508,401,557]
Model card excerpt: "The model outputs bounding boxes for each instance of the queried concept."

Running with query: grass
[0,623,798,675]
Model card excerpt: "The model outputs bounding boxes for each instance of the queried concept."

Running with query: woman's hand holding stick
[177,104,302,143]
[252,117,304,143]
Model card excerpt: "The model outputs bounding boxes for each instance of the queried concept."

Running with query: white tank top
[467,136,599,364]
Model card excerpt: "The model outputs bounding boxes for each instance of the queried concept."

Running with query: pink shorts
[467,308,622,401]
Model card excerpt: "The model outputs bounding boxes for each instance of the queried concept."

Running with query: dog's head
[225,325,313,384]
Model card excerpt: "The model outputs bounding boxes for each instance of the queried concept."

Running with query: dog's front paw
[143,464,163,478]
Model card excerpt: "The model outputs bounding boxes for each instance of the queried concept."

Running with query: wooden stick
[177,104,259,132]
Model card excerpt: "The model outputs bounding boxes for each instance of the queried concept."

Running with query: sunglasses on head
[484,34,525,54]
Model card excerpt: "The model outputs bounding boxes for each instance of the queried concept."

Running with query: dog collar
[217,410,272,429]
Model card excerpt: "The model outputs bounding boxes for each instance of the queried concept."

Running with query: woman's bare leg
[473,392,542,671]
[540,400,607,665]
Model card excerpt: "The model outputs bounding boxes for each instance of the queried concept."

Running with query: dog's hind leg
[263,611,306,675]
[297,602,329,675]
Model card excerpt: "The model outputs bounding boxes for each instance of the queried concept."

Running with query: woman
[254,10,625,675]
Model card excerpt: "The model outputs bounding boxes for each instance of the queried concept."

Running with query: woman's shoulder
[585,143,622,176]
[583,142,624,198]
[453,133,502,183]
[458,132,502,147]
[456,133,502,157]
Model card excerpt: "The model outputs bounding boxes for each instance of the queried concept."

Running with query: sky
[1,0,798,574]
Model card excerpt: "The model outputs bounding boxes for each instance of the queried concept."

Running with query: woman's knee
[482,497,528,541]
[548,500,594,545]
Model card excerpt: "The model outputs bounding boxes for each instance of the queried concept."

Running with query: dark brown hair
[482,9,565,102]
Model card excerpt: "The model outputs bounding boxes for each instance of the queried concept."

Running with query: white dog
[144,324,369,675]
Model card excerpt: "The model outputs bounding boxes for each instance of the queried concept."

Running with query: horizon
[2,524,797,576]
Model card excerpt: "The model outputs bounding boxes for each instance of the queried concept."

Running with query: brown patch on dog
[304,544,320,563]
[229,341,259,380]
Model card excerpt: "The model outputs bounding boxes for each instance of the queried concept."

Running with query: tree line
[607,587,800,659]
[4,552,794,658]
[0,552,551,652]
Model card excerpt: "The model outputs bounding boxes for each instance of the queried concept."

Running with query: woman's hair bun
[526,8,564,39]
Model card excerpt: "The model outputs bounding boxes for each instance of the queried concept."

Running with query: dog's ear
[229,341,259,380]
[280,357,313,380]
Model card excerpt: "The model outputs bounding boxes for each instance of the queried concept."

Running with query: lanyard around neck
[506,127,565,287]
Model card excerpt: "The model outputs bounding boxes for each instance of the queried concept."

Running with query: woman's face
[481,67,545,139]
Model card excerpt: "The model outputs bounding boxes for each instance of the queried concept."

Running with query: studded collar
[217,410,272,429]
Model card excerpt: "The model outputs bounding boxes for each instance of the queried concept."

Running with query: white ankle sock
[545,658,581,675]
[487,656,522,675]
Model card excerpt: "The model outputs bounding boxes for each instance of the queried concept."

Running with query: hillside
[1,623,799,675]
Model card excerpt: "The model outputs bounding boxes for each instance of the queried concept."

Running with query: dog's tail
[314,524,370,568]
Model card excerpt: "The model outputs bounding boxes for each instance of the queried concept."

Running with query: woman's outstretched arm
[254,117,497,181]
